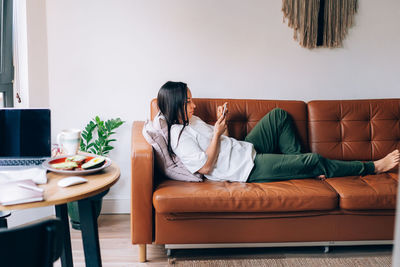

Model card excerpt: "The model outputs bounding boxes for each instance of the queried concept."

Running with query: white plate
[42,154,112,175]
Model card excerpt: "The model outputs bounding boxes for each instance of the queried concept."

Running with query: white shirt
[170,116,256,182]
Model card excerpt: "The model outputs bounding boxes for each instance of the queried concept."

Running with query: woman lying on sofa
[157,81,400,183]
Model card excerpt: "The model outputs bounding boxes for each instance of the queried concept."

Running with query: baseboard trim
[165,240,394,250]
[101,198,130,214]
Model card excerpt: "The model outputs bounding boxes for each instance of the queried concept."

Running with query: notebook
[0,179,44,206]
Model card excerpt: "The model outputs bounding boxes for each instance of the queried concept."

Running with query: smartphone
[222,103,227,117]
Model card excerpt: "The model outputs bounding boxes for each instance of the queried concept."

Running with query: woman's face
[185,89,196,120]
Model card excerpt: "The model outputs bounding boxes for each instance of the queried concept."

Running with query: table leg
[55,204,74,267]
[78,198,102,267]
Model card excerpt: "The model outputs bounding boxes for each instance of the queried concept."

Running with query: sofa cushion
[325,173,398,210]
[153,179,338,213]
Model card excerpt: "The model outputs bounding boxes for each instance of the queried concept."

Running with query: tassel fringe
[282,0,357,48]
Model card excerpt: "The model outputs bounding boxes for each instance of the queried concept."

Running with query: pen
[18,183,44,193]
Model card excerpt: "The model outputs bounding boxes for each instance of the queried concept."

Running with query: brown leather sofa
[131,98,399,262]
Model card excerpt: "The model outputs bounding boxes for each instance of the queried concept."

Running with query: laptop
[0,108,51,170]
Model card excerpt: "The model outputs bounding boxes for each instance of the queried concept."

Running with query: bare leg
[374,150,400,173]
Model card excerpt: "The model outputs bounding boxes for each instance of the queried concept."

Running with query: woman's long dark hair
[157,81,190,159]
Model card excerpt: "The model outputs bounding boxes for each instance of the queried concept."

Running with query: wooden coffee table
[0,163,120,267]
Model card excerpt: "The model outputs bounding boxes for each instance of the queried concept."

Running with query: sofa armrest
[131,121,154,244]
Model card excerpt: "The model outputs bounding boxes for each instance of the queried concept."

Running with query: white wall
[44,0,400,213]
[26,0,49,107]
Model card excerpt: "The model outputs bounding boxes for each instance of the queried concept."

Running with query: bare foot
[317,174,326,180]
[374,149,400,173]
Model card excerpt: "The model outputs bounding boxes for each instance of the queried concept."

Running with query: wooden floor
[54,214,393,267]
[54,214,167,267]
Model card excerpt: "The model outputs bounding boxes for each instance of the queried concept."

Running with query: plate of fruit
[43,154,112,174]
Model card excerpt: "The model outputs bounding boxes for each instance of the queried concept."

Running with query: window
[0,92,4,107]
[0,0,13,107]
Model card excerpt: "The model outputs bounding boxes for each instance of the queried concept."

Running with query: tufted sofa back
[151,98,309,151]
[151,98,400,161]
[308,99,400,161]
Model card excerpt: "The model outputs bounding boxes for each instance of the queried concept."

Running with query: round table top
[0,163,120,211]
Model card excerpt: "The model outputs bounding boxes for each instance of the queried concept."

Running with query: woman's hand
[217,102,228,119]
[214,114,227,137]
[214,102,228,136]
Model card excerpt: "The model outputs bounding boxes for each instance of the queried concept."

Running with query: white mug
[57,129,81,155]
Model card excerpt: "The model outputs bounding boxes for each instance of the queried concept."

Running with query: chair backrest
[0,210,11,228]
[0,218,64,267]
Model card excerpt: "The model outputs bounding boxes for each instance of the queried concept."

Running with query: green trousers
[245,108,375,183]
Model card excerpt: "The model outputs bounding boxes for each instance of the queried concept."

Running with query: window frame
[0,0,14,107]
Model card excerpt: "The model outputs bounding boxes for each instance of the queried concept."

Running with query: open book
[0,179,44,206]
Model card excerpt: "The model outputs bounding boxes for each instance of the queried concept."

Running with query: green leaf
[105,121,111,132]
[93,143,99,150]
[85,123,95,132]
[87,143,95,149]
[105,139,116,146]
[110,121,124,130]
[97,120,104,129]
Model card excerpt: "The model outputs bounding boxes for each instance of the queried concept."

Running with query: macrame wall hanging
[282,0,358,49]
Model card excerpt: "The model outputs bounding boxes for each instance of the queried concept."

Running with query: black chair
[0,211,11,228]
[0,218,64,267]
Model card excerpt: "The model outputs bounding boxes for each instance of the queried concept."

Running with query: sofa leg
[139,244,146,262]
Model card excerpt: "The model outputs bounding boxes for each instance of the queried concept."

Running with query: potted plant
[68,116,124,230]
